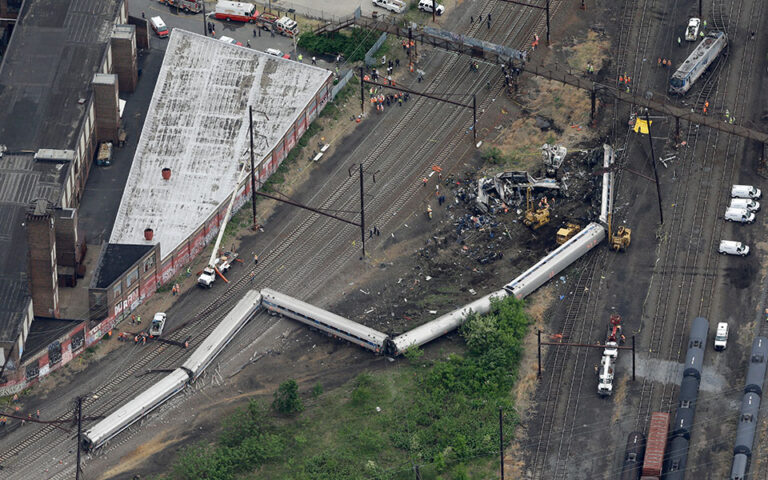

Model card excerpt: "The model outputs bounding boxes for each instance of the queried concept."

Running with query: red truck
[158,0,203,13]
[641,412,670,478]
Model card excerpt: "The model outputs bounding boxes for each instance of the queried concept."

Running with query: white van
[150,16,169,38]
[713,322,728,351]
[418,0,445,15]
[732,184,762,199]
[729,198,760,212]
[718,240,750,256]
[724,207,755,224]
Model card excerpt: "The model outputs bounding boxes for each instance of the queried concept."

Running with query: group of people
[657,57,674,69]
[370,91,409,112]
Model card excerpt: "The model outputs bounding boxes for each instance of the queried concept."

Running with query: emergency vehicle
[275,16,298,37]
[255,11,278,30]
[214,1,259,22]
[150,16,170,38]
[158,0,203,13]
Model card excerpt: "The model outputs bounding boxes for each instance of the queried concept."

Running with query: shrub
[273,379,304,415]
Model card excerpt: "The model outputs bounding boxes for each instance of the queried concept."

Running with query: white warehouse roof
[109,29,331,258]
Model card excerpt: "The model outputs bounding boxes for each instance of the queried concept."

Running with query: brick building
[0,0,138,389]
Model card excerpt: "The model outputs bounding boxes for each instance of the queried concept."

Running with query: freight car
[620,431,645,480]
[643,412,670,478]
[730,336,768,479]
[664,317,708,478]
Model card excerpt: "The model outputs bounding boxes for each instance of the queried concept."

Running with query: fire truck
[158,0,203,13]
[275,16,299,37]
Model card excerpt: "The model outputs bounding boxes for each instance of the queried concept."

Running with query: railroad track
[528,257,601,478]
[0,1,561,477]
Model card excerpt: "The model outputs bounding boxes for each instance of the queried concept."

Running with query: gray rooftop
[0,152,67,341]
[109,29,331,259]
[0,0,122,151]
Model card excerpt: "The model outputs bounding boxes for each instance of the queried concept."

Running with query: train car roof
[261,288,389,344]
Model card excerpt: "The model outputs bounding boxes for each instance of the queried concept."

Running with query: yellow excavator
[523,186,550,230]
[556,222,581,245]
[607,212,631,251]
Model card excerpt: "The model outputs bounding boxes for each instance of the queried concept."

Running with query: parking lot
[135,0,337,69]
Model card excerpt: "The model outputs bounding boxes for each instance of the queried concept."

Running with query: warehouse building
[0,0,140,392]
[88,30,334,337]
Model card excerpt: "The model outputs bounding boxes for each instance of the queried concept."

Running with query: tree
[273,379,304,415]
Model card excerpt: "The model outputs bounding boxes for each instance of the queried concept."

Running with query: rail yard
[0,0,767,479]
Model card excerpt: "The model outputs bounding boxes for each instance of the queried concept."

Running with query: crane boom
[208,165,249,267]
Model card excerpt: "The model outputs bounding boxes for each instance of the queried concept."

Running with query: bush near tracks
[298,29,386,63]
[164,296,530,479]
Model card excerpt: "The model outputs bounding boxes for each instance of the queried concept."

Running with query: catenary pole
[360,163,366,259]
[249,107,258,230]
[644,109,664,224]
[499,408,505,480]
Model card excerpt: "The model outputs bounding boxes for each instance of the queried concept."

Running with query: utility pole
[499,408,505,480]
[644,109,664,224]
[360,66,365,115]
[75,396,83,480]
[432,0,436,23]
[202,1,207,37]
[545,0,550,46]
[359,163,366,259]
[349,164,378,259]
[249,107,259,230]
[537,330,541,377]
[472,94,477,142]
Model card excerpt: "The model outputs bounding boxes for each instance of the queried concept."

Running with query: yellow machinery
[524,187,550,230]
[556,223,582,245]
[607,212,631,251]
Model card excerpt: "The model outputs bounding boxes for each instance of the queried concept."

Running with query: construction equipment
[611,225,632,251]
[523,186,550,229]
[607,212,631,251]
[542,143,567,177]
[198,166,249,288]
[556,222,581,245]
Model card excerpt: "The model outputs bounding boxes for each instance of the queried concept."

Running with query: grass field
[163,296,531,480]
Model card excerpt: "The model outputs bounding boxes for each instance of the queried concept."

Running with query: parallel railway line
[0,1,559,477]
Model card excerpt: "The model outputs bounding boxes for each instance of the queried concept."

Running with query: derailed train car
[82,290,263,451]
[261,287,389,353]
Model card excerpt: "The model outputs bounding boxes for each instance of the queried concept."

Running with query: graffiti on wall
[48,341,62,366]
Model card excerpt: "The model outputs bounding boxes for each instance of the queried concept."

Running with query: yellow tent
[633,118,652,134]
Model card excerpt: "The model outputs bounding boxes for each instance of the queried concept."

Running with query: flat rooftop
[109,29,331,259]
[0,152,67,341]
[0,0,122,151]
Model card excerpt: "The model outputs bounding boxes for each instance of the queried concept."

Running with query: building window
[143,255,156,273]
[125,268,139,289]
[113,282,122,297]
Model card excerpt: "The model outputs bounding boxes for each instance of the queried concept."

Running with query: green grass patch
[162,296,530,480]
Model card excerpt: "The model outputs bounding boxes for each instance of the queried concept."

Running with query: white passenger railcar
[260,288,389,353]
[669,31,727,95]
[182,290,262,380]
[82,369,188,451]
[505,222,606,298]
[388,289,508,356]
[83,290,263,451]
